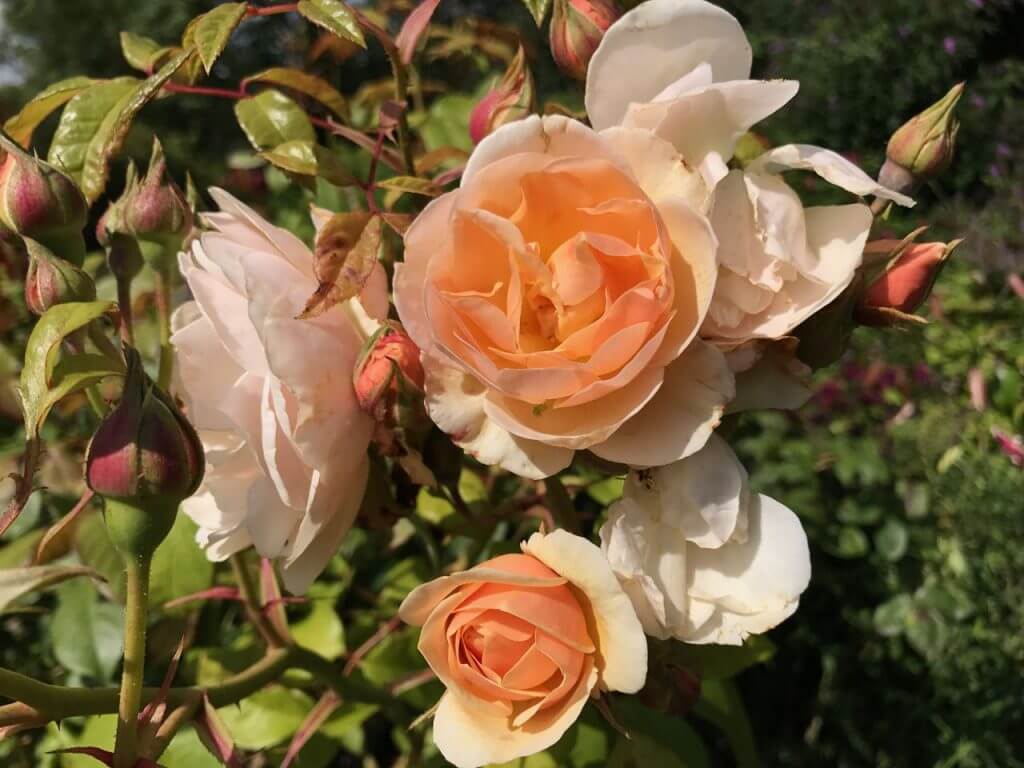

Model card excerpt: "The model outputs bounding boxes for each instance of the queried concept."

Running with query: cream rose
[587,0,914,347]
[395,115,732,478]
[172,190,387,593]
[399,529,646,768]
[600,434,811,645]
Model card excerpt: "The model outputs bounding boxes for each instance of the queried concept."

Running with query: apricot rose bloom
[399,529,646,768]
[586,0,914,346]
[395,115,732,478]
[171,190,387,593]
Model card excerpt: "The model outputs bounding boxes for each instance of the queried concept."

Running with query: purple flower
[943,36,958,55]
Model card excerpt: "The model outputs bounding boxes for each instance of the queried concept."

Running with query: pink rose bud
[991,427,1024,468]
[859,240,961,324]
[23,239,96,316]
[0,134,87,264]
[86,346,204,516]
[549,0,621,81]
[354,326,425,421]
[123,138,193,265]
[469,45,536,144]
[967,367,987,412]
[880,82,964,193]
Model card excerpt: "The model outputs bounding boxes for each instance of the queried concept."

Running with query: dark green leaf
[521,0,552,25]
[50,578,123,682]
[875,519,909,562]
[75,510,127,601]
[693,679,759,768]
[610,698,710,768]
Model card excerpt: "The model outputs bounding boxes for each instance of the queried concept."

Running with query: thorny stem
[389,60,418,177]
[113,555,152,768]
[247,2,299,16]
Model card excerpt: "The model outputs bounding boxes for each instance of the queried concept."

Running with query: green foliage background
[1,0,1023,767]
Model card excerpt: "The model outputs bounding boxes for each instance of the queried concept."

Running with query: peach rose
[395,115,733,478]
[399,529,646,768]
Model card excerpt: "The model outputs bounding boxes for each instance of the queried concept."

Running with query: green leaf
[670,635,776,681]
[0,563,104,613]
[377,175,441,197]
[119,31,169,72]
[57,714,115,768]
[75,510,127,600]
[50,578,123,682]
[521,0,552,25]
[874,519,909,562]
[297,0,366,48]
[693,679,759,768]
[235,89,315,152]
[217,686,312,750]
[833,525,870,558]
[18,301,118,436]
[873,593,913,637]
[610,698,710,768]
[258,140,356,187]
[150,514,215,612]
[191,2,247,74]
[245,67,347,118]
[0,530,45,570]
[2,76,95,147]
[292,599,346,660]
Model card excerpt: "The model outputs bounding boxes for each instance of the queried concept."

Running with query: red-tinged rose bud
[0,134,87,264]
[880,82,964,194]
[86,347,204,557]
[123,138,193,268]
[469,46,536,144]
[860,240,961,323]
[354,325,425,421]
[991,427,1024,468]
[23,239,96,316]
[549,0,621,81]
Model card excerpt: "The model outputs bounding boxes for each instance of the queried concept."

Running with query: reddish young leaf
[396,0,443,65]
[281,690,342,768]
[259,558,292,643]
[298,212,383,319]
[138,634,187,728]
[50,747,161,767]
[194,695,242,767]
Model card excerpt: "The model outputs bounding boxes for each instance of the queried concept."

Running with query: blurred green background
[2,1,1023,767]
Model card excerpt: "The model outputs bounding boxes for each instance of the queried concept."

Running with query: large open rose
[399,529,646,768]
[586,0,913,347]
[395,115,732,478]
[172,190,386,593]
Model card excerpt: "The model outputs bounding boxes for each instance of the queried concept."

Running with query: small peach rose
[399,529,646,768]
[396,114,732,478]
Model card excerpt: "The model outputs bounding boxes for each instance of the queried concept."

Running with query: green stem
[154,269,173,390]
[116,274,135,345]
[113,555,152,768]
[230,553,285,648]
[389,57,418,177]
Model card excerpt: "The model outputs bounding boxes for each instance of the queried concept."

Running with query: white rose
[599,434,811,644]
[172,190,387,593]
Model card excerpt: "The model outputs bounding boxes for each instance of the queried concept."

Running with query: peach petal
[502,643,560,691]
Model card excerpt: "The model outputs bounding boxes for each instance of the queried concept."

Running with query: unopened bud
[354,325,425,421]
[0,134,87,264]
[86,347,204,557]
[883,82,964,191]
[857,239,961,326]
[549,0,621,81]
[23,239,96,315]
[123,138,193,267]
[469,46,536,144]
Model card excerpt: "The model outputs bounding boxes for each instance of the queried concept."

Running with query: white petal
[586,0,752,130]
[424,355,573,480]
[523,529,648,694]
[599,126,709,213]
[747,144,915,207]
[727,342,813,413]
[591,339,734,467]
[686,494,811,645]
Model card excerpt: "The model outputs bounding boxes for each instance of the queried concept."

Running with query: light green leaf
[521,0,552,25]
[297,0,366,48]
[119,31,168,72]
[873,593,913,637]
[0,530,45,570]
[2,76,95,148]
[50,578,123,682]
[259,140,357,187]
[150,514,215,612]
[192,2,247,74]
[377,175,441,197]
[75,510,127,600]
[0,563,104,613]
[292,599,346,660]
[217,686,312,750]
[235,89,315,152]
[57,714,115,768]
[693,679,759,768]
[245,67,347,118]
[875,519,909,562]
[18,301,118,436]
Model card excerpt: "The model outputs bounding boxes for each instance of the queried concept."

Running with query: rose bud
[23,239,96,316]
[549,0,621,81]
[123,138,193,267]
[86,346,204,557]
[354,325,425,421]
[857,240,961,325]
[469,45,536,144]
[880,82,964,194]
[0,134,87,264]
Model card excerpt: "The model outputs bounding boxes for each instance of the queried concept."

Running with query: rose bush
[399,529,646,768]
[172,190,386,592]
